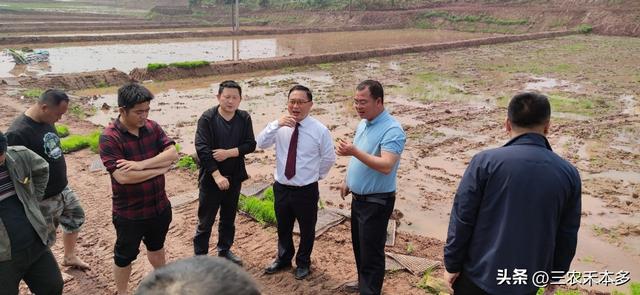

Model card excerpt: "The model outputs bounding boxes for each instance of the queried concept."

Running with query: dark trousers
[274,181,318,268]
[351,195,395,295]
[453,272,537,295]
[0,241,63,295]
[193,182,242,255]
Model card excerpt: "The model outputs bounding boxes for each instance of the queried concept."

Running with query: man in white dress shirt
[257,84,336,280]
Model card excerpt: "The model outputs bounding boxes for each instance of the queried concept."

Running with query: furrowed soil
[1,33,637,294]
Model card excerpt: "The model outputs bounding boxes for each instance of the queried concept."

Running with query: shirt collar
[114,116,148,136]
[503,132,552,151]
[298,115,312,127]
[365,109,389,126]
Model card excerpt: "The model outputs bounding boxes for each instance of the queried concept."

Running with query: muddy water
[0,29,491,77]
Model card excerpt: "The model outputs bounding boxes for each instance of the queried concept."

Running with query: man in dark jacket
[444,92,581,295]
[193,80,256,265]
[0,130,63,295]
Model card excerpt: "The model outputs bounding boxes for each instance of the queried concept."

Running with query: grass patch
[23,88,43,99]
[631,282,640,295]
[176,155,198,171]
[55,124,69,138]
[147,63,168,71]
[316,63,334,70]
[576,24,593,34]
[60,130,101,153]
[238,187,276,224]
[548,94,604,116]
[169,60,210,69]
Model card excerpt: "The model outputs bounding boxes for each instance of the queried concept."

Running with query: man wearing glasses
[257,85,336,280]
[337,80,406,295]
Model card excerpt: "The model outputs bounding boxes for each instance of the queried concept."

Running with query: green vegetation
[147,63,169,71]
[418,11,528,25]
[68,104,87,119]
[547,93,607,116]
[631,282,640,295]
[0,1,147,16]
[576,24,593,34]
[170,60,210,69]
[238,187,276,224]
[176,155,198,171]
[147,61,209,71]
[60,130,101,153]
[416,270,448,294]
[406,242,414,254]
[23,88,43,99]
[174,143,182,153]
[96,81,109,88]
[55,124,70,138]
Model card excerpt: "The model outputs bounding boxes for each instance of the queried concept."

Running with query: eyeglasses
[287,100,311,106]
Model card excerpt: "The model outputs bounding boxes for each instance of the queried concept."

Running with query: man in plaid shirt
[99,83,178,295]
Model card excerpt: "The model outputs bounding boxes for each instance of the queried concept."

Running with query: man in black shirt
[6,89,89,270]
[193,80,256,265]
[0,130,64,295]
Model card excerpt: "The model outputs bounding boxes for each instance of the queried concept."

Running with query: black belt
[352,192,395,206]
[275,181,317,191]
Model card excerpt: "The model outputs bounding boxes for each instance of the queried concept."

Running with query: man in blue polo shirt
[444,92,581,295]
[337,80,406,295]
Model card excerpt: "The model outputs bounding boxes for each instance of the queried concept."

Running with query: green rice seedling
[55,124,70,138]
[169,60,210,69]
[147,63,168,71]
[176,155,198,171]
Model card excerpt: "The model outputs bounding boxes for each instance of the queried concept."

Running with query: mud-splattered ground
[1,33,638,294]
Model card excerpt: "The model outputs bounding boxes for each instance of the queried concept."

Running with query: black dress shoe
[218,250,243,266]
[294,266,310,280]
[264,260,292,274]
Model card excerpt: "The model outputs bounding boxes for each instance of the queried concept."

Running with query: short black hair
[356,80,384,103]
[38,89,69,106]
[135,256,261,295]
[0,130,7,154]
[508,92,551,128]
[218,80,242,97]
[288,84,312,101]
[118,83,154,110]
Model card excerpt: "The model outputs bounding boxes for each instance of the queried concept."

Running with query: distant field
[0,1,148,16]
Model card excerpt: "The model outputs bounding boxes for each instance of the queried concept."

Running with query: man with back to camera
[0,130,64,295]
[444,92,581,295]
[193,80,256,265]
[99,83,178,295]
[135,256,261,295]
[257,84,336,280]
[6,89,89,271]
[336,80,406,295]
